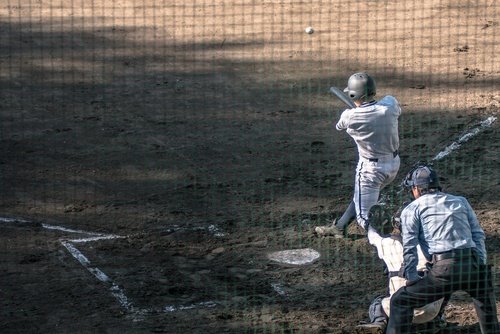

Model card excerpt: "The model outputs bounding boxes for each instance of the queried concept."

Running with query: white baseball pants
[353,154,400,228]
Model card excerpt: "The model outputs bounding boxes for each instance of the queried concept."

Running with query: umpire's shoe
[354,321,386,334]
[314,220,346,238]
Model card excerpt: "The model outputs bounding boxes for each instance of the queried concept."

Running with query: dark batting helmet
[343,72,376,101]
[402,163,442,191]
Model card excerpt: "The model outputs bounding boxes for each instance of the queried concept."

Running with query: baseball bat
[329,86,356,109]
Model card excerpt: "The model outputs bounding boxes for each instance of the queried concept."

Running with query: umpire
[386,164,499,334]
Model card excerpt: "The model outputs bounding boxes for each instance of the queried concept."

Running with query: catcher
[386,165,499,333]
[355,205,447,334]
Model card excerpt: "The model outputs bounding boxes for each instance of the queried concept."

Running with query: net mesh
[0,1,498,332]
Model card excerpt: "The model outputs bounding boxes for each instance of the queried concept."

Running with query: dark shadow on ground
[0,18,498,334]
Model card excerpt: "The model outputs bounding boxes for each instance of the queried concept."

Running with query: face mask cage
[401,162,432,189]
[400,162,439,200]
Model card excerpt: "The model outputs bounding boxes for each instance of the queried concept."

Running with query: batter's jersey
[336,96,401,159]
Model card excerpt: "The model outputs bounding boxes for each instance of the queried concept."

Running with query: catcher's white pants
[353,154,400,228]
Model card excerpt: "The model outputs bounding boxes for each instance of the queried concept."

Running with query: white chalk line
[0,217,30,223]
[1,217,221,320]
[70,235,124,243]
[42,223,124,243]
[271,283,287,297]
[42,223,105,236]
[163,223,227,237]
[164,301,218,313]
[208,224,227,237]
[0,217,308,300]
[390,115,497,197]
[60,240,140,319]
[433,116,496,161]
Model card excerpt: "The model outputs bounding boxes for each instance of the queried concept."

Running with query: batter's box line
[0,217,221,321]
[432,116,496,161]
[163,223,227,237]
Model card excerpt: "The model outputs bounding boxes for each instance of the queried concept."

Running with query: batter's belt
[367,150,399,162]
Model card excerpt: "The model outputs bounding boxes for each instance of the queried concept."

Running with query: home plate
[267,248,320,265]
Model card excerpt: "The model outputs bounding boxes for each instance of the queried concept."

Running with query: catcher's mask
[402,163,442,192]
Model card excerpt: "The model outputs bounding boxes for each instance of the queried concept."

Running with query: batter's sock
[335,201,356,229]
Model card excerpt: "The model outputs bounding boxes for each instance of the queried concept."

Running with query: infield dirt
[0,1,499,333]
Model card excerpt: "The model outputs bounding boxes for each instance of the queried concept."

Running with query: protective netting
[0,1,498,333]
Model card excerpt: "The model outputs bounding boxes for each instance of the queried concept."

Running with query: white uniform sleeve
[335,109,351,131]
[380,95,402,117]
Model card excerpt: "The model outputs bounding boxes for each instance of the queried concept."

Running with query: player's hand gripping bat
[329,86,357,109]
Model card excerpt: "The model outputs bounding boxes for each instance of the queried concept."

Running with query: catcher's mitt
[391,201,411,231]
[367,204,393,235]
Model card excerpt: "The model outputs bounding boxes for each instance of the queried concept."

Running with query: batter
[316,72,401,237]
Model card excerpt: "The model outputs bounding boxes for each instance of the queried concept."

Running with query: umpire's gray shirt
[400,192,487,281]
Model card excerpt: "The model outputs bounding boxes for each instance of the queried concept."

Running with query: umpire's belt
[432,248,474,263]
[368,150,399,162]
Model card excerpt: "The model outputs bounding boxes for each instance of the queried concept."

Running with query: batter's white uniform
[336,96,401,228]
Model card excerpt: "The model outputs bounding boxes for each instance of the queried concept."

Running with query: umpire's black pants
[386,254,499,334]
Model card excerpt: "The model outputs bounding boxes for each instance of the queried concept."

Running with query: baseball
[305,26,314,34]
